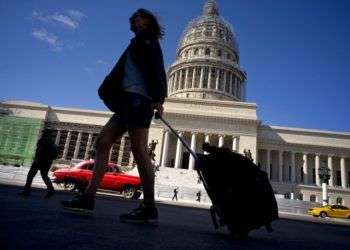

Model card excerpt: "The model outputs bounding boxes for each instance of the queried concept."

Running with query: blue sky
[1,0,349,132]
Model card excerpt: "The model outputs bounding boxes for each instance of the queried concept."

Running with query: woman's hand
[151,102,164,117]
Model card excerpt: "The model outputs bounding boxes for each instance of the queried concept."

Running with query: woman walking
[61,8,167,224]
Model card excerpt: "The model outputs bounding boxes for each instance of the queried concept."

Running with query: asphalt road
[1,184,349,250]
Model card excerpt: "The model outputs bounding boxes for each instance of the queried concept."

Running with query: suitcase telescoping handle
[154,111,198,161]
[154,112,210,191]
[155,111,220,229]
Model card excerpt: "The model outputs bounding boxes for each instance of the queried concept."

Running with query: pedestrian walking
[61,8,167,225]
[172,187,179,201]
[18,130,58,198]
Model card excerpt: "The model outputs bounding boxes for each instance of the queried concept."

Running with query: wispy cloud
[67,10,87,20]
[96,59,107,65]
[51,13,78,29]
[32,9,87,30]
[32,28,62,51]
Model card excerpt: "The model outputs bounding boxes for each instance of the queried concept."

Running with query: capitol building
[1,1,350,205]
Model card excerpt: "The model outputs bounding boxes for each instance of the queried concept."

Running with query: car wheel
[122,186,137,199]
[63,180,76,191]
[319,212,327,218]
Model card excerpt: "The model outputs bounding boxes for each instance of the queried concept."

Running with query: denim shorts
[109,92,153,129]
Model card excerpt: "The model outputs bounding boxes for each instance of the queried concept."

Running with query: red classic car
[52,160,142,199]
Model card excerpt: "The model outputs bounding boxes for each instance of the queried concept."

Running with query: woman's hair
[130,8,164,39]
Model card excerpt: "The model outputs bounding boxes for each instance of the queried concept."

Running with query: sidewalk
[1,165,349,226]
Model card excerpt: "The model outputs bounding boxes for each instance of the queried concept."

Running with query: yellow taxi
[308,205,350,219]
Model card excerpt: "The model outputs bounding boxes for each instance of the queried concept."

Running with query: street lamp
[318,163,331,206]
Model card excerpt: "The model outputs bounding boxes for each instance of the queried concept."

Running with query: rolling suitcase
[155,112,278,238]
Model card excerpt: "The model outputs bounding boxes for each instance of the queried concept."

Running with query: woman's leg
[128,128,155,206]
[84,119,126,196]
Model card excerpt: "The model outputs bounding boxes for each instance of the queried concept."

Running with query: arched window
[217,50,222,57]
[184,51,188,58]
[336,197,343,205]
[205,48,211,56]
[194,48,199,56]
[310,195,316,202]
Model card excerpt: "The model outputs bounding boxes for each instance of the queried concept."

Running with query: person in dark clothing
[19,130,58,198]
[61,8,167,224]
[172,187,179,201]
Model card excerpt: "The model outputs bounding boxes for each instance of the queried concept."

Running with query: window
[284,193,291,199]
[226,54,231,60]
[336,197,343,205]
[225,71,231,92]
[210,67,216,88]
[194,48,199,56]
[310,195,316,202]
[217,50,222,57]
[205,48,211,56]
[194,67,201,88]
[202,66,209,88]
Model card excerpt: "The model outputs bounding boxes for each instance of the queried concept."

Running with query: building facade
[1,1,349,205]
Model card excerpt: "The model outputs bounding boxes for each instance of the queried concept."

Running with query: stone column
[278,151,283,182]
[161,130,170,167]
[328,155,334,187]
[62,131,72,159]
[73,131,82,159]
[218,135,224,148]
[173,71,179,91]
[340,157,347,189]
[266,149,271,180]
[55,129,61,145]
[169,74,175,94]
[291,151,296,183]
[199,67,204,88]
[315,154,321,186]
[215,68,220,90]
[303,153,308,185]
[232,136,239,152]
[184,68,189,89]
[84,133,93,160]
[128,152,134,167]
[117,137,126,166]
[108,147,113,161]
[204,134,210,155]
[191,67,196,88]
[208,67,212,89]
[174,132,184,169]
[188,133,197,170]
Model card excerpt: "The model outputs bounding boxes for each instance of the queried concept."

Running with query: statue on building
[148,140,158,162]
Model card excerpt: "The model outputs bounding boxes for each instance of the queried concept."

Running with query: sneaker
[120,203,158,224]
[18,190,30,197]
[60,193,95,212]
[45,189,55,198]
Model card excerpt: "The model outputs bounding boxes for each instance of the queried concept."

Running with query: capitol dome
[167,0,247,102]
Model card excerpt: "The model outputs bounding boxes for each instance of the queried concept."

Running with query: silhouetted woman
[61,8,167,224]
